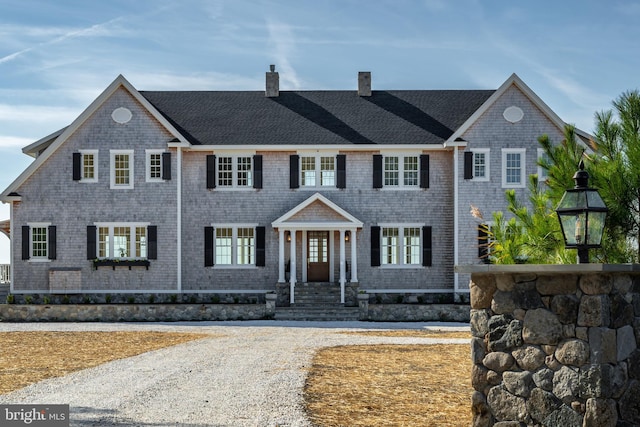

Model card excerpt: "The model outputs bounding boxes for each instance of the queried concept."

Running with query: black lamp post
[555,160,608,263]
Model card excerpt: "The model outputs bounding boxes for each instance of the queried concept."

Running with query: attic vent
[112,107,132,124]
[503,106,524,123]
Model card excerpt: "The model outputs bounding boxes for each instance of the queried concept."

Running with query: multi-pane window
[213,225,256,266]
[472,149,490,181]
[217,156,252,188]
[146,150,163,182]
[80,150,98,182]
[300,155,336,187]
[502,149,526,188]
[110,150,134,189]
[384,155,419,187]
[95,224,149,259]
[381,225,422,266]
[31,226,48,259]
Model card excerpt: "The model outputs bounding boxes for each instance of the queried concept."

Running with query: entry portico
[271,193,363,304]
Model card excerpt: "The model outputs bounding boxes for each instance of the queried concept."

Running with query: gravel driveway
[0,320,469,427]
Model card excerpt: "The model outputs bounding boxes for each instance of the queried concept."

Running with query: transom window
[217,156,252,188]
[384,155,419,187]
[381,225,422,266]
[502,149,526,188]
[472,149,490,181]
[214,225,256,266]
[96,223,148,259]
[80,150,98,182]
[110,150,134,189]
[301,155,335,187]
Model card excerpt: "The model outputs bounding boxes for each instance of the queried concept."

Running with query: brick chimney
[358,71,371,97]
[265,64,279,97]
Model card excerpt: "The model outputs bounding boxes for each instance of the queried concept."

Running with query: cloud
[0,135,37,149]
[0,104,79,124]
[127,71,263,91]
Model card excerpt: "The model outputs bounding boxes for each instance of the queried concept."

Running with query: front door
[307,231,330,282]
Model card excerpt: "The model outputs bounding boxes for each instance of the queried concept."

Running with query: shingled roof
[140,89,495,146]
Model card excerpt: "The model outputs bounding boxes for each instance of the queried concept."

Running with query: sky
[0,0,639,263]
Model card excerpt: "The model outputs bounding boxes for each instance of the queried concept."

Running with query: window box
[93,259,150,270]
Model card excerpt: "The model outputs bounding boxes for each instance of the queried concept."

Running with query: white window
[300,155,335,187]
[217,156,252,188]
[28,223,50,261]
[472,149,490,181]
[502,149,526,188]
[80,150,98,183]
[213,225,256,266]
[380,224,423,266]
[537,148,550,184]
[146,149,164,182]
[384,155,419,187]
[110,150,134,189]
[95,223,149,259]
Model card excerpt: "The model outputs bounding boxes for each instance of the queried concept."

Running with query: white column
[177,147,182,291]
[350,228,358,283]
[302,230,307,283]
[453,148,460,296]
[339,229,346,304]
[290,230,296,304]
[329,231,335,283]
[278,229,285,283]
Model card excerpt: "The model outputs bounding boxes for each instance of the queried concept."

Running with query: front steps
[274,282,360,321]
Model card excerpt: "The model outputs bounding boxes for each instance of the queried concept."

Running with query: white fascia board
[186,144,450,152]
[272,192,363,228]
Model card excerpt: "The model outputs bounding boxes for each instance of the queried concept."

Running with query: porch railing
[0,264,9,284]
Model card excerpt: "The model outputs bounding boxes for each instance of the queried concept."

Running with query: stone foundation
[459,264,640,427]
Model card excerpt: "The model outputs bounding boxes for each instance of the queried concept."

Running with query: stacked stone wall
[470,270,640,427]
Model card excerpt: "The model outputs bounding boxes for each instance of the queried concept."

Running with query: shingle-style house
[0,67,589,305]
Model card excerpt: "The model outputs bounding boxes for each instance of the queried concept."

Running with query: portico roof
[271,193,363,230]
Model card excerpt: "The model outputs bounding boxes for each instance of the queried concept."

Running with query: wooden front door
[307,231,330,282]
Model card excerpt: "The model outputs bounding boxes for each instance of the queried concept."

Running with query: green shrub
[24,295,33,304]
[105,294,112,304]
[62,295,70,304]
[148,294,155,304]
[170,294,178,303]
[127,296,135,304]
[6,294,14,304]
[43,296,50,305]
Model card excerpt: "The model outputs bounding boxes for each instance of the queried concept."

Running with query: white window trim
[94,222,150,259]
[145,149,165,182]
[501,148,526,188]
[27,222,51,262]
[382,154,421,189]
[299,153,337,189]
[110,149,134,189]
[471,148,490,182]
[211,223,258,268]
[215,154,254,190]
[79,149,99,183]
[537,148,549,184]
[378,223,425,268]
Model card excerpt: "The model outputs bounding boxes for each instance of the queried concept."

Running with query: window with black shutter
[48,226,57,260]
[73,153,82,181]
[422,226,432,266]
[290,155,299,189]
[420,154,430,189]
[147,225,157,260]
[464,151,474,180]
[22,226,30,260]
[253,155,263,189]
[162,152,172,180]
[336,154,346,189]
[204,226,214,266]
[87,225,97,260]
[206,155,216,189]
[370,226,381,266]
[372,155,383,189]
[255,226,266,266]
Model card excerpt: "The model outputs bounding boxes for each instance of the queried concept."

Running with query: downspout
[453,147,459,297]
[177,147,182,292]
[9,202,13,293]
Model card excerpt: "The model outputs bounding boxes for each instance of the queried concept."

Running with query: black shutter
[87,225,97,260]
[162,152,172,180]
[72,153,81,181]
[336,154,346,189]
[253,155,263,189]
[371,226,381,267]
[420,154,430,189]
[48,226,57,260]
[373,155,383,188]
[422,226,432,267]
[290,155,299,189]
[204,226,214,267]
[148,225,157,260]
[464,151,474,180]
[206,155,216,189]
[478,224,490,264]
[255,226,266,266]
[22,226,30,260]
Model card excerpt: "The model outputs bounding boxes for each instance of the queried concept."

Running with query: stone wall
[357,294,470,322]
[464,265,640,427]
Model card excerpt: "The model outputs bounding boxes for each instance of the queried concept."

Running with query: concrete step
[274,306,360,321]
